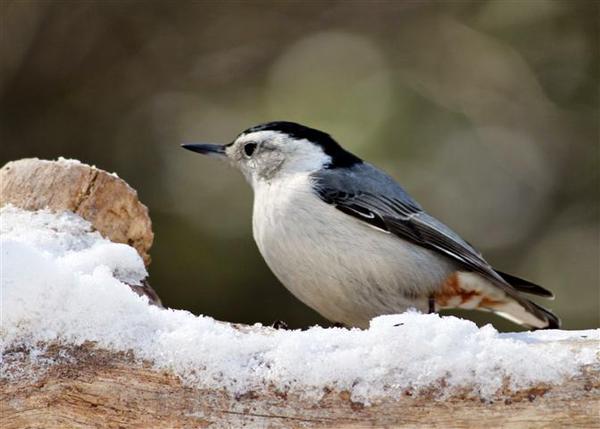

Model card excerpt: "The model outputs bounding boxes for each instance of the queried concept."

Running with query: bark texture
[0,158,161,305]
[0,158,153,266]
[1,341,599,429]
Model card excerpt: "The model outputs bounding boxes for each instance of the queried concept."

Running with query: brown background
[1,0,598,330]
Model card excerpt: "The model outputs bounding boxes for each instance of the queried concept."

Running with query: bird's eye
[243,142,257,157]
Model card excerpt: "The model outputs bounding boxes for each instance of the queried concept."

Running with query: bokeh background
[1,0,598,331]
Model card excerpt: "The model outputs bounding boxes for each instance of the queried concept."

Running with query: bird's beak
[181,143,227,159]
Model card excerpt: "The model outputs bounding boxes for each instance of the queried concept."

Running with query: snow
[1,206,598,402]
[56,156,84,166]
[15,157,123,178]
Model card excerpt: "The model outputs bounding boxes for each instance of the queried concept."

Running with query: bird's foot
[428,295,436,314]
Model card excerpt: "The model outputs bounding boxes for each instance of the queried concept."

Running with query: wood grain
[0,158,153,266]
[1,341,599,429]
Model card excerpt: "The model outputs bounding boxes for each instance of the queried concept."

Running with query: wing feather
[312,167,510,292]
[310,165,556,327]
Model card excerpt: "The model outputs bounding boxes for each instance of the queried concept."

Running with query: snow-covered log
[1,159,598,428]
[1,339,598,428]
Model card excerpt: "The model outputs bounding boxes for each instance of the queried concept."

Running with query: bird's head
[182,121,362,186]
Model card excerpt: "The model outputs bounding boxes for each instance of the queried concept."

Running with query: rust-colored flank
[434,272,504,309]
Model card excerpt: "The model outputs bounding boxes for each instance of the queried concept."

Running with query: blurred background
[1,0,598,331]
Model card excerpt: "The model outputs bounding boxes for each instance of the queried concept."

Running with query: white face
[225,130,331,187]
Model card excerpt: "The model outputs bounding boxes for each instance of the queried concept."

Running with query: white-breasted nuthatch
[182,121,559,329]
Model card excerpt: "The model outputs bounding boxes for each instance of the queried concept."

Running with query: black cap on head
[241,121,362,169]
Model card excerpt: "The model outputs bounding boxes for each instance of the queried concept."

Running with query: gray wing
[311,163,559,328]
[311,164,509,287]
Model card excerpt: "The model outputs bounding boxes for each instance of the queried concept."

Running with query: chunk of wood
[0,158,153,266]
[1,341,598,429]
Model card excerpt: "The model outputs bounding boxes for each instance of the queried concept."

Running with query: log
[0,158,161,306]
[1,158,599,428]
[0,158,153,266]
[1,341,599,428]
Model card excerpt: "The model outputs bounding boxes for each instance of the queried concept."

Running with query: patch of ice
[1,206,597,402]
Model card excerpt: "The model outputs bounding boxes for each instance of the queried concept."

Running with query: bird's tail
[528,301,561,329]
[492,271,560,330]
[486,297,560,330]
[437,272,560,330]
[495,270,555,298]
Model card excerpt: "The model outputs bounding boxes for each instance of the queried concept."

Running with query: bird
[182,121,559,330]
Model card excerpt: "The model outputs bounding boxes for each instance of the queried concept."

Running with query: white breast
[252,173,455,327]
